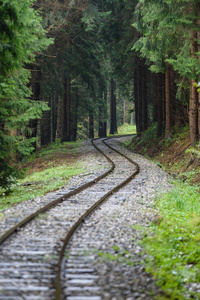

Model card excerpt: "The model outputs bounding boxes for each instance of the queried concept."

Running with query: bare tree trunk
[89,111,94,139]
[165,63,171,139]
[28,68,41,148]
[71,87,79,141]
[57,96,64,141]
[141,63,148,131]
[134,68,139,133]
[66,77,70,141]
[153,73,158,124]
[62,77,71,142]
[190,30,198,145]
[197,28,200,141]
[190,79,198,145]
[134,63,143,135]
[109,78,117,134]
[123,99,127,124]
[98,82,105,138]
[198,91,200,140]
[103,89,107,137]
[51,90,57,143]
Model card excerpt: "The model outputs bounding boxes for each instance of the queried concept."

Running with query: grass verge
[126,124,200,299]
[141,182,200,299]
[0,140,85,210]
[117,123,136,135]
[108,123,136,137]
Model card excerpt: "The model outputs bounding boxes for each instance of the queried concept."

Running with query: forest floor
[125,124,200,300]
[126,124,200,186]
[0,123,136,210]
[0,141,85,210]
[1,124,200,298]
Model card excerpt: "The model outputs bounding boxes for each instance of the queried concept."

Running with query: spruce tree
[133,0,200,144]
[0,0,52,189]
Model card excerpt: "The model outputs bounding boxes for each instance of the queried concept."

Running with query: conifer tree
[133,0,200,144]
[0,0,52,189]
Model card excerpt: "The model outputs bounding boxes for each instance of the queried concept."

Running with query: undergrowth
[0,164,84,211]
[0,140,84,210]
[141,182,200,300]
[95,245,135,266]
[117,123,136,135]
[125,124,200,299]
[108,123,136,136]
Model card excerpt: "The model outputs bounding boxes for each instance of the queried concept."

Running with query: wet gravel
[0,139,110,237]
[62,137,172,300]
[0,136,173,300]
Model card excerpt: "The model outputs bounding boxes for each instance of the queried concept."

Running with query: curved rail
[0,135,139,300]
[55,137,140,300]
[0,140,115,246]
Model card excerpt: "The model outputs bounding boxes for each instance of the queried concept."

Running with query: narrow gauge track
[0,136,139,300]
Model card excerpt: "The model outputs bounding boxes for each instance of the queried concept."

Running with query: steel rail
[0,140,115,246]
[55,137,140,300]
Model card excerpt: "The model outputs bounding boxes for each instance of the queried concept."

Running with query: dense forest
[1,0,200,188]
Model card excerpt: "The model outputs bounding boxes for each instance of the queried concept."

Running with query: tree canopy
[0,0,52,188]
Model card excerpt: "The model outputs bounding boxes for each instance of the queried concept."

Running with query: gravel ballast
[0,136,172,299]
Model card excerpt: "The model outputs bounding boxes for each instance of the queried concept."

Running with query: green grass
[0,140,85,210]
[0,163,84,210]
[141,182,200,299]
[117,123,136,135]
[108,123,136,136]
[20,139,81,164]
[95,245,135,266]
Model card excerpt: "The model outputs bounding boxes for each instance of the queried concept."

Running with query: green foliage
[0,163,84,210]
[0,0,52,189]
[141,182,200,299]
[140,123,158,142]
[0,159,22,190]
[111,123,136,136]
[186,145,200,159]
[97,0,138,88]
[133,0,200,80]
[0,0,52,75]
[22,139,81,164]
[0,140,84,210]
[96,245,135,266]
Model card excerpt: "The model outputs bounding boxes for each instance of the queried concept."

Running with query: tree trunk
[98,83,104,138]
[135,61,143,135]
[134,67,140,135]
[52,91,57,143]
[109,78,117,134]
[28,67,41,149]
[63,77,71,142]
[40,109,51,146]
[71,87,79,141]
[141,63,148,131]
[197,28,200,141]
[56,96,64,141]
[157,73,165,137]
[50,91,57,144]
[66,77,70,141]
[123,99,127,124]
[165,63,171,139]
[103,89,107,137]
[198,91,200,140]
[190,79,198,145]
[153,73,158,124]
[98,85,107,138]
[89,111,94,139]
[98,118,104,137]
[190,30,198,145]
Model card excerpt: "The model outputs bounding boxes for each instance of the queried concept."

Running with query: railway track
[0,136,140,300]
